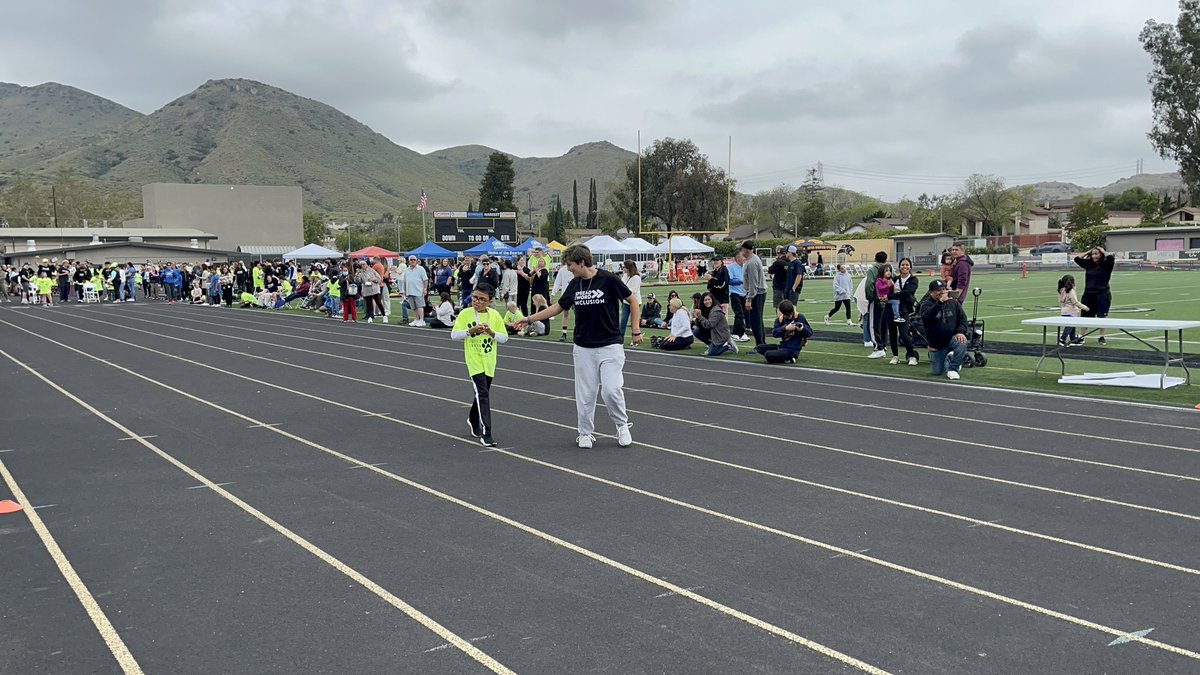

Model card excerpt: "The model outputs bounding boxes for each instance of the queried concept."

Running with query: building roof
[0,227,217,239]
[890,232,955,239]
[1105,225,1200,234]
[8,241,236,259]
[238,245,296,256]
[1163,207,1200,218]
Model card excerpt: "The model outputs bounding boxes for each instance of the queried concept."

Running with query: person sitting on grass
[754,300,812,364]
[522,294,549,336]
[238,291,264,308]
[640,292,665,329]
[653,297,694,351]
[693,292,736,357]
[502,300,525,335]
[429,292,456,329]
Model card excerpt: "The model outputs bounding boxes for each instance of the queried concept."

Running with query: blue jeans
[619,303,631,337]
[929,340,968,376]
[704,342,731,357]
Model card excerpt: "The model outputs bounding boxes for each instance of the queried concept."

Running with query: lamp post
[786,211,798,238]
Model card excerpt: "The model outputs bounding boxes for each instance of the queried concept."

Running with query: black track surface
[1,302,1198,674]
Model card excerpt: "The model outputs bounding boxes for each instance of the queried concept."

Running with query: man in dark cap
[918,279,969,380]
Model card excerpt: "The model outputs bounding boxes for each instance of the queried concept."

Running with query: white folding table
[1020,317,1200,389]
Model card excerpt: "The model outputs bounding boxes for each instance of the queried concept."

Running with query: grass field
[643,268,1200,354]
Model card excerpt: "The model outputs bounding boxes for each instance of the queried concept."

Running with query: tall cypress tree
[572,179,580,228]
[478,152,516,211]
[587,178,598,228]
[548,195,567,243]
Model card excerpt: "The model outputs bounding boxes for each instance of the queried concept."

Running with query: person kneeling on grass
[918,279,968,380]
[428,292,456,329]
[693,292,737,357]
[653,297,694,351]
[238,291,264,308]
[451,283,508,447]
[754,300,812,364]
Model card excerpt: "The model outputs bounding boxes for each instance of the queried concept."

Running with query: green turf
[643,269,1200,354]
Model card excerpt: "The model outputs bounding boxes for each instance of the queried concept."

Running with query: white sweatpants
[572,343,629,437]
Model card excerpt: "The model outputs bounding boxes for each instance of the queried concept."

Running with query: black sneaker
[480,435,497,447]
[559,334,567,342]
[1098,336,1106,345]
[467,419,483,438]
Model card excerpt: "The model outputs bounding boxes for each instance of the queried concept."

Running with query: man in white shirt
[402,256,429,326]
[551,261,575,342]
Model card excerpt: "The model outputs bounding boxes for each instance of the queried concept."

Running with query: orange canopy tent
[346,246,401,259]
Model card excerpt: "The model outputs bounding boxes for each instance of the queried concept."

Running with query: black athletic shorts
[1081,290,1111,318]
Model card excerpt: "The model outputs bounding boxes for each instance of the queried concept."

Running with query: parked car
[1030,242,1071,255]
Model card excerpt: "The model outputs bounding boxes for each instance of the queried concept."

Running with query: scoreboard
[433,211,518,252]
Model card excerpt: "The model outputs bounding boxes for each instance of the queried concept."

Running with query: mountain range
[0,78,1184,221]
[0,78,636,220]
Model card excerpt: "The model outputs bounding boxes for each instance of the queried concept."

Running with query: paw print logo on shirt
[481,337,494,353]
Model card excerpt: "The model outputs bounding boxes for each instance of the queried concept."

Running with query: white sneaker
[381,315,388,323]
[868,349,886,359]
[847,319,855,326]
[577,434,595,449]
[617,425,632,447]
[367,317,373,324]
[947,370,960,381]
[727,339,738,354]
[889,356,899,365]
[737,334,750,342]
[907,357,918,366]
[408,320,420,326]
[863,341,874,348]
[823,316,831,325]
[415,320,427,327]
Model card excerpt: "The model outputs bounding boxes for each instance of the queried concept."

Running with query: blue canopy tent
[510,237,547,254]
[463,237,517,258]
[405,241,457,260]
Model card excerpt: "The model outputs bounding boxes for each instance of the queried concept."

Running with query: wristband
[632,332,642,336]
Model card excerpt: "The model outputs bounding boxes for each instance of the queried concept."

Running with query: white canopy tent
[654,235,714,255]
[581,235,633,255]
[283,243,343,260]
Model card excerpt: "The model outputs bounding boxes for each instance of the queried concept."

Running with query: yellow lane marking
[0,348,517,675]
[0,457,145,675]
[69,309,1200,522]
[0,319,887,674]
[9,316,1200,661]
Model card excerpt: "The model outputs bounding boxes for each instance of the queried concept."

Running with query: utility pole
[52,185,61,248]
[637,130,643,238]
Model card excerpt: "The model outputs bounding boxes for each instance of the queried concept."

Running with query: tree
[956,174,1027,236]
[0,172,49,227]
[303,210,329,245]
[606,137,728,235]
[1071,225,1107,252]
[1139,194,1163,224]
[1141,1,1200,197]
[1103,187,1150,211]
[587,178,598,229]
[908,193,963,233]
[1067,195,1108,230]
[477,151,516,211]
[798,197,827,236]
[572,179,580,229]
[752,184,797,236]
[546,196,567,244]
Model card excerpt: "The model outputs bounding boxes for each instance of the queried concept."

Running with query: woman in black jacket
[1074,246,1115,344]
[885,257,919,365]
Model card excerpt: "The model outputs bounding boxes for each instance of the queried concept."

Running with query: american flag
[417,189,428,211]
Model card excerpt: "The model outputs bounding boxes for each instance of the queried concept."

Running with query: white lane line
[425,634,495,653]
[1108,628,1155,646]
[0,347,518,675]
[246,423,282,429]
[655,586,705,598]
[29,311,1200,577]
[133,306,1200,456]
[0,449,16,454]
[20,319,1200,664]
[186,482,236,490]
[967,519,1004,529]
[0,459,144,675]
[831,549,871,560]
[360,412,392,419]
[347,463,388,470]
[170,303,1200,427]
[4,321,890,674]
[118,435,158,442]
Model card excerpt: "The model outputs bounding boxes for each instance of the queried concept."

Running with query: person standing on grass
[402,255,428,326]
[785,245,805,302]
[767,247,788,309]
[885,258,920,366]
[707,256,730,308]
[825,263,854,325]
[619,259,642,342]
[551,259,574,342]
[740,241,767,346]
[1057,274,1088,346]
[949,243,974,303]
[1074,246,1114,345]
[864,251,888,359]
[518,244,642,449]
[452,283,507,447]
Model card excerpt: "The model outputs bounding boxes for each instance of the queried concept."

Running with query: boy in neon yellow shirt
[451,282,508,447]
[502,300,524,335]
[35,272,54,306]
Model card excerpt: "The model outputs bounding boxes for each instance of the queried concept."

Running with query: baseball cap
[740,240,754,251]
[786,245,798,254]
[647,292,655,298]
[691,292,703,300]
[929,279,948,291]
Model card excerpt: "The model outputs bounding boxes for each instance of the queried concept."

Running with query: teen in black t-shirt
[520,244,642,449]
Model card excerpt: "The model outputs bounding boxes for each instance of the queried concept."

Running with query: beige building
[1162,207,1200,224]
[1103,226,1200,253]
[0,227,229,266]
[126,183,302,252]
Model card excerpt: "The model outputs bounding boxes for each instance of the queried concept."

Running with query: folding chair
[81,283,100,303]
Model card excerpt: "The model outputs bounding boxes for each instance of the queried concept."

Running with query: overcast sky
[0,0,1184,200]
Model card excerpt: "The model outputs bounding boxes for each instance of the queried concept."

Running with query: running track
[1,302,1198,674]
